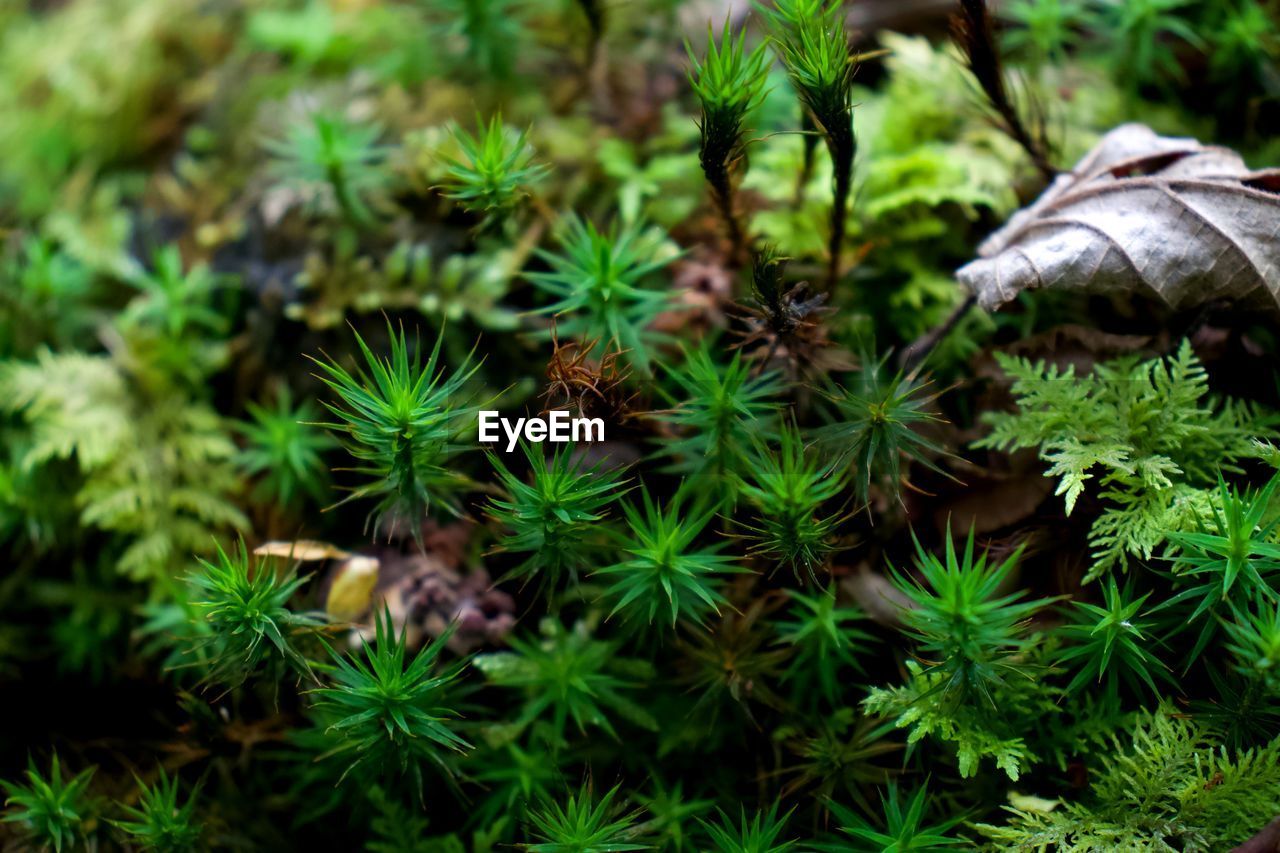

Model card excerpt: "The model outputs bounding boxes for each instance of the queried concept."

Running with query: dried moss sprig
[687,21,770,259]
[540,326,638,425]
[952,0,1055,181]
[767,0,857,289]
[732,245,852,380]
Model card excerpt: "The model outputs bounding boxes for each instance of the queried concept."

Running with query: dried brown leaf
[253,540,352,561]
[957,124,1280,311]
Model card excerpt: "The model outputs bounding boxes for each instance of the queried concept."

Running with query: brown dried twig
[951,0,1056,181]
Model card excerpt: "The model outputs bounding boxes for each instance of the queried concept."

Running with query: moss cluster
[1,0,1279,850]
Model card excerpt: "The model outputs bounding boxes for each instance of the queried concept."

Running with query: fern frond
[977,705,1280,851]
[863,660,1042,780]
[976,340,1270,579]
[1,351,247,580]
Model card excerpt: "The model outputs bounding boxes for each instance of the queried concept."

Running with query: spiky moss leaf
[188,538,322,687]
[816,353,956,507]
[265,110,391,228]
[111,768,201,853]
[486,442,628,594]
[764,0,857,285]
[676,599,791,726]
[773,586,874,706]
[236,386,336,510]
[312,608,471,795]
[657,345,784,487]
[595,485,745,629]
[0,754,95,853]
[1057,575,1171,698]
[686,18,771,243]
[889,528,1054,708]
[526,215,676,376]
[525,783,650,852]
[630,779,714,853]
[311,322,480,537]
[440,114,547,224]
[106,243,233,394]
[866,543,1062,783]
[699,802,797,853]
[735,424,846,581]
[432,0,527,83]
[464,740,562,832]
[0,237,96,358]
[1222,597,1280,695]
[473,618,656,750]
[686,21,770,163]
[827,782,967,852]
[1168,473,1280,600]
[776,708,900,813]
[1150,474,1280,669]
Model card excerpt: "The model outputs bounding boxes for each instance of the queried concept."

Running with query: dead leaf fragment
[957,123,1280,311]
[325,556,380,622]
[254,540,352,561]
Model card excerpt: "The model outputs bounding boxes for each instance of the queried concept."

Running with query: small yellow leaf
[326,556,380,622]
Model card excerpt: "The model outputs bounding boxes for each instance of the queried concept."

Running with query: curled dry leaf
[253,539,352,561]
[957,123,1280,311]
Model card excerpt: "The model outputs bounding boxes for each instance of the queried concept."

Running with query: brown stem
[953,0,1055,182]
[794,111,819,209]
[898,294,977,376]
[713,185,748,266]
[825,122,854,290]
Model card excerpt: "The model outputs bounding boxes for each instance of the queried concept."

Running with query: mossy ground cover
[1,0,1279,850]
